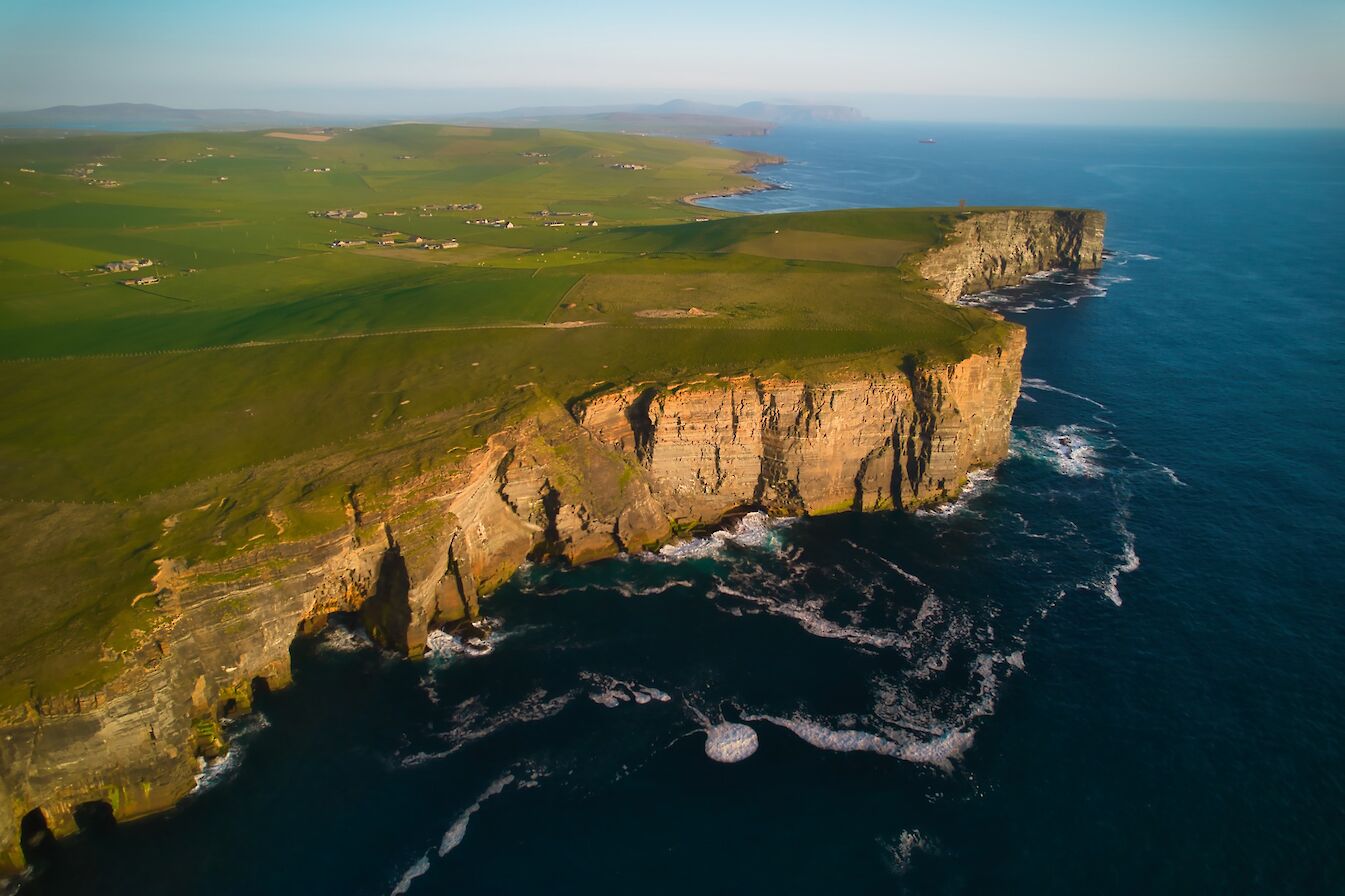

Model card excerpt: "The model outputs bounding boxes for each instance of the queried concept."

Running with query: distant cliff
[0,208,1102,872]
[919,209,1106,302]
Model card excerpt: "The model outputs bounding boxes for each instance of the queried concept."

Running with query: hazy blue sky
[3,0,1342,126]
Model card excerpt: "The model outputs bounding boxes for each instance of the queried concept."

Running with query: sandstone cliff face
[573,334,1024,520]
[919,209,1105,302]
[1,208,1097,871]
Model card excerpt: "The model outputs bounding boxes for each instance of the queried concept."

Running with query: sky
[2,0,1343,127]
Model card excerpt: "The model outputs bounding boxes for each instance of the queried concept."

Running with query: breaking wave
[191,713,271,794]
[649,511,790,562]
[1014,425,1110,478]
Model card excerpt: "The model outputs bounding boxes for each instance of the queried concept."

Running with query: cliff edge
[919,209,1106,302]
[0,207,1101,872]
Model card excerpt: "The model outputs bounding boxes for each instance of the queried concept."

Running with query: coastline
[0,200,1102,876]
[680,154,786,207]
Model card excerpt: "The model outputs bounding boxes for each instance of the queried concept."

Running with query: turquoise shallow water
[22,123,1345,894]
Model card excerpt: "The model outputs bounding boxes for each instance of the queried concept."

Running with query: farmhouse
[576,219,598,227]
[312,209,368,219]
[119,276,160,286]
[610,163,649,170]
[329,239,368,248]
[100,258,155,273]
[423,240,460,250]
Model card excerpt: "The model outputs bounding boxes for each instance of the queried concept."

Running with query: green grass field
[0,122,1015,707]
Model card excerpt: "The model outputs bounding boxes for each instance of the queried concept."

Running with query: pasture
[0,123,1013,704]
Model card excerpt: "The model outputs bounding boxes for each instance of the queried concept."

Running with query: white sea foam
[1014,425,1108,478]
[439,774,514,856]
[1021,377,1108,410]
[745,713,972,773]
[580,671,673,708]
[842,539,936,594]
[613,578,697,598]
[714,583,907,650]
[651,511,788,562]
[400,689,576,767]
[388,773,516,895]
[425,616,512,664]
[191,713,271,794]
[1096,515,1140,606]
[389,855,431,896]
[881,829,933,876]
[915,469,995,518]
[314,624,376,654]
[703,723,759,762]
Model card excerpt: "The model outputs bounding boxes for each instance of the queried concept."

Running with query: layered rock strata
[0,207,1100,871]
[919,209,1105,302]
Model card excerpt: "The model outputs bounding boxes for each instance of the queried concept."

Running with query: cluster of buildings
[520,151,549,159]
[610,163,649,171]
[331,233,460,250]
[120,275,160,286]
[532,209,599,228]
[466,218,515,229]
[66,160,119,188]
[100,258,155,273]
[302,167,333,173]
[310,209,368,219]
[421,202,482,212]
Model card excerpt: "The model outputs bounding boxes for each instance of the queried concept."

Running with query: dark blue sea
[26,123,1345,894]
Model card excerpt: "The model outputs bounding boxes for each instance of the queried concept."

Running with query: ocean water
[23,123,1345,894]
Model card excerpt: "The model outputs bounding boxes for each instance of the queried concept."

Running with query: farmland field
[0,122,1012,704]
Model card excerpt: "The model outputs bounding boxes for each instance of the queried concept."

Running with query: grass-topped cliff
[0,121,1109,870]
[0,123,1030,711]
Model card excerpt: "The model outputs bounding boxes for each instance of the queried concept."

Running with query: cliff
[0,207,1100,872]
[919,209,1106,302]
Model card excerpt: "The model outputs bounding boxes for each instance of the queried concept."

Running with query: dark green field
[0,123,1012,706]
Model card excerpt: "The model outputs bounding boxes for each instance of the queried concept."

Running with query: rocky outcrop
[0,208,1099,872]
[919,209,1105,302]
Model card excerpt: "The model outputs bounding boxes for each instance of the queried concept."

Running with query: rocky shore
[0,207,1103,872]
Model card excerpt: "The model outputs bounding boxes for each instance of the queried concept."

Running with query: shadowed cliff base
[0,118,1102,871]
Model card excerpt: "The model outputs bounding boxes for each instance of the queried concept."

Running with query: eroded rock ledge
[0,207,1101,871]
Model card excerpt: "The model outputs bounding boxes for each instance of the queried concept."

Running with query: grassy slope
[0,123,1014,706]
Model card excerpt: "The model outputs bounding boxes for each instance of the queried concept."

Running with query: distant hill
[0,103,377,132]
[0,99,864,136]
[476,99,866,126]
[445,111,774,138]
